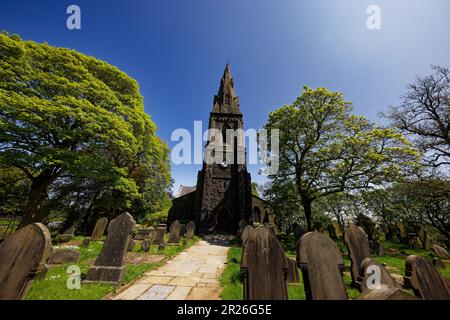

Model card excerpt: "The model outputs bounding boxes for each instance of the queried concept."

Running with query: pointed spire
[212,63,241,114]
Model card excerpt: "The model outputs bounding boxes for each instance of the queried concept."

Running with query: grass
[26,236,199,300]
[220,234,450,300]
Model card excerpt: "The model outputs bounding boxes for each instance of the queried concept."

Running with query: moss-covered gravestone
[404,255,450,300]
[185,221,196,239]
[297,232,347,300]
[85,212,136,284]
[0,223,51,299]
[241,226,288,300]
[168,220,181,244]
[344,224,372,288]
[90,217,108,241]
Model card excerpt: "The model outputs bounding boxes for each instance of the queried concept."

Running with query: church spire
[212,64,241,114]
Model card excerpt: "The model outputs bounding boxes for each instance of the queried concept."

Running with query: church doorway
[217,207,230,233]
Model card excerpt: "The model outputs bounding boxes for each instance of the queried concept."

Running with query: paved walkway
[112,240,229,300]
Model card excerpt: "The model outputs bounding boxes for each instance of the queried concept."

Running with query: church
[167,64,270,234]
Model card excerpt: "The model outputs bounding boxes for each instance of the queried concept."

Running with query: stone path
[112,240,229,300]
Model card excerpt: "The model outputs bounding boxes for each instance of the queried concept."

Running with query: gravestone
[357,286,418,300]
[344,224,372,288]
[431,244,449,259]
[0,223,51,299]
[56,225,75,243]
[81,238,90,248]
[241,226,288,300]
[134,228,153,240]
[185,221,196,239]
[237,219,249,238]
[127,238,135,252]
[240,225,255,245]
[327,224,337,240]
[168,220,181,244]
[358,257,400,292]
[396,222,408,243]
[85,212,136,284]
[433,257,445,269]
[153,225,166,245]
[286,257,300,283]
[297,232,347,300]
[90,217,108,241]
[369,239,384,256]
[403,255,450,300]
[48,248,80,265]
[140,240,150,253]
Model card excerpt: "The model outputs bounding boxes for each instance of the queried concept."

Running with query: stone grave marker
[344,224,372,288]
[56,225,75,243]
[240,225,255,245]
[134,228,152,240]
[185,221,196,239]
[0,223,51,299]
[357,286,418,300]
[81,238,90,248]
[358,257,400,292]
[369,239,384,256]
[297,232,348,300]
[241,226,288,300]
[168,220,181,244]
[433,257,445,269]
[403,255,450,300]
[48,248,80,265]
[85,212,136,284]
[286,257,300,283]
[127,238,135,252]
[140,239,150,253]
[90,217,108,241]
[153,225,166,245]
[431,244,449,259]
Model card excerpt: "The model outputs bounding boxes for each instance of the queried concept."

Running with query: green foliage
[0,32,171,227]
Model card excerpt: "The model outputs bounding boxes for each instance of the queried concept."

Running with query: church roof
[212,63,241,114]
[176,185,196,198]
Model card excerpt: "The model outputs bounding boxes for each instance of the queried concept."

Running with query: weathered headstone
[90,217,108,241]
[140,240,150,253]
[286,257,300,283]
[81,238,90,248]
[433,257,445,269]
[431,244,449,259]
[344,224,372,288]
[134,228,152,240]
[358,257,400,292]
[153,225,165,245]
[240,225,255,245]
[396,222,408,243]
[127,238,135,252]
[168,220,181,244]
[48,248,80,265]
[56,225,75,243]
[357,286,418,300]
[403,255,450,300]
[369,239,384,256]
[241,226,288,300]
[297,232,348,300]
[0,223,51,299]
[85,212,136,284]
[185,221,196,239]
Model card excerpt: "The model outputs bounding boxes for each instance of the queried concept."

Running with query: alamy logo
[367,5,381,30]
[66,265,81,289]
[66,5,81,30]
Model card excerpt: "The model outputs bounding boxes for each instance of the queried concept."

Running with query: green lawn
[26,236,199,300]
[220,236,450,300]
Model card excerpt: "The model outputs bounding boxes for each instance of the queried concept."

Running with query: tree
[386,66,450,170]
[0,33,171,227]
[263,86,419,231]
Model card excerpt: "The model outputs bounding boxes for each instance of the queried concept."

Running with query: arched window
[224,93,230,105]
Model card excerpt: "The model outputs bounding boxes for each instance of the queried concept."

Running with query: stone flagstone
[0,223,52,300]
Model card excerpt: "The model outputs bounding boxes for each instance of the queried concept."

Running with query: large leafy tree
[263,86,419,231]
[0,33,171,227]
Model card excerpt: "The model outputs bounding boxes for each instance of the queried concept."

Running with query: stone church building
[167,64,270,234]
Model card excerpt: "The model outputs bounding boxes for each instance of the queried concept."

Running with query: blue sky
[1,0,449,192]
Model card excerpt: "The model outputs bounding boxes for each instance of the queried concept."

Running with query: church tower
[194,64,252,233]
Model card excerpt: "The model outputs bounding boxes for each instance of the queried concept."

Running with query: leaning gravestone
[153,225,166,245]
[241,226,288,300]
[403,255,450,300]
[85,212,136,284]
[358,257,400,292]
[240,225,255,245]
[0,223,52,299]
[90,217,108,241]
[298,232,347,300]
[344,224,372,288]
[286,257,300,283]
[140,240,150,253]
[56,225,75,243]
[127,237,135,252]
[48,248,80,265]
[431,244,449,259]
[168,220,181,244]
[185,221,196,239]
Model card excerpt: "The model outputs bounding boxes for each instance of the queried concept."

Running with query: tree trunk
[18,169,57,228]
[301,196,313,231]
